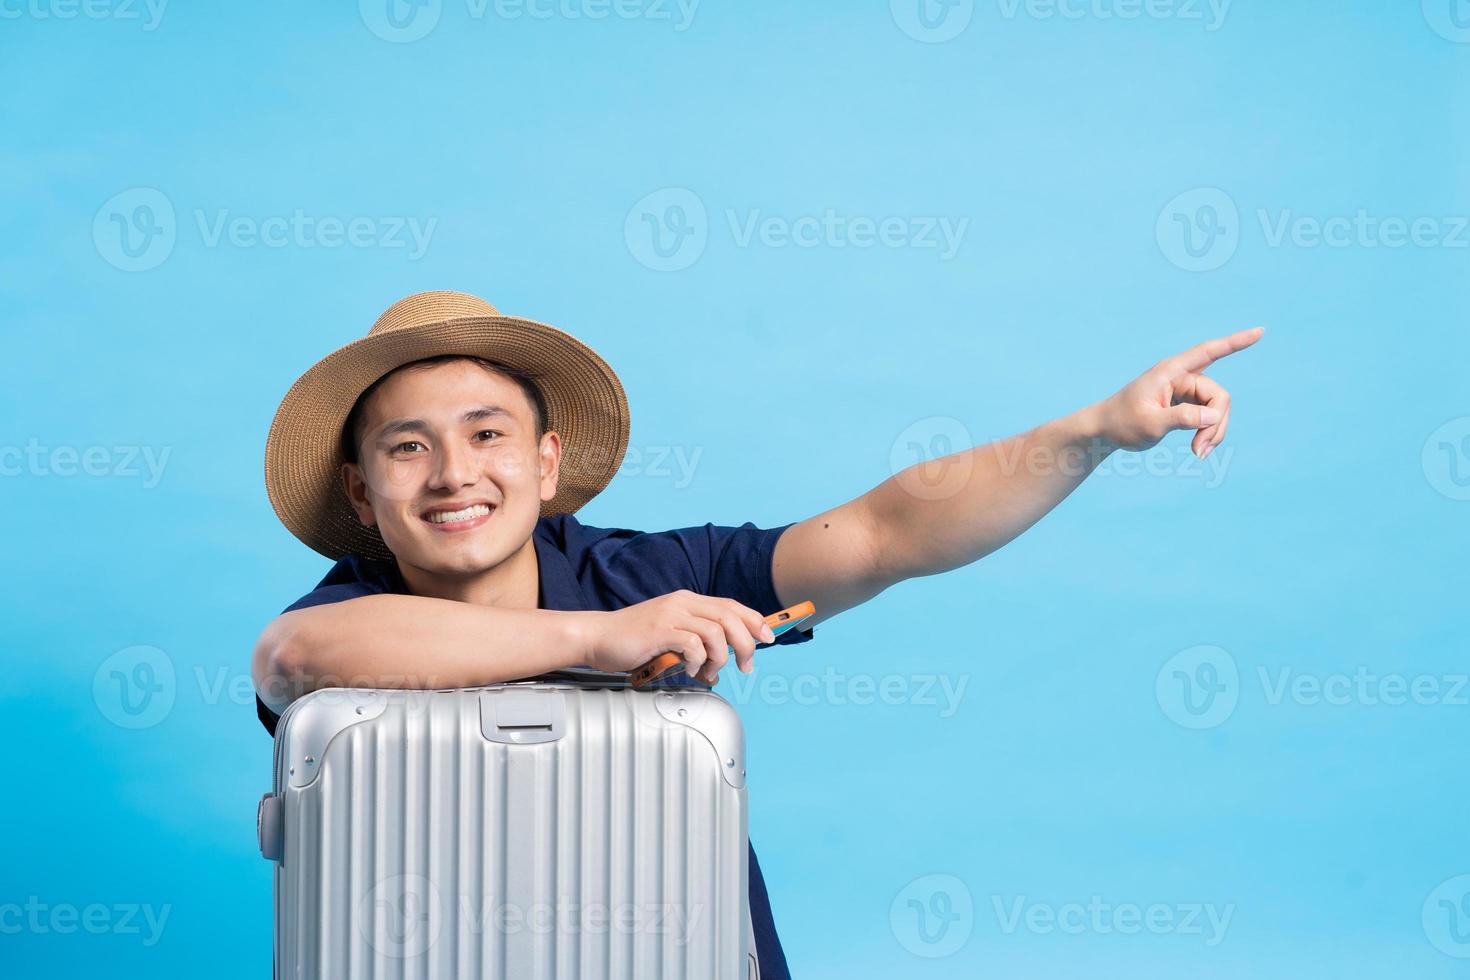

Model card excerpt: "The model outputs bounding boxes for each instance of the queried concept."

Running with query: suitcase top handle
[480,689,567,745]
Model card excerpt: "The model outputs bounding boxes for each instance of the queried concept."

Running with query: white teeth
[424,504,492,524]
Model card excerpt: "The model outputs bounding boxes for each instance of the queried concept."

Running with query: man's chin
[400,551,503,578]
[384,531,505,576]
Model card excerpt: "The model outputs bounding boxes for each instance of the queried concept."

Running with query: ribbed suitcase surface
[263,682,752,979]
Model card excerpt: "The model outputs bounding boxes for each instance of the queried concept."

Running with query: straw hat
[264,290,630,561]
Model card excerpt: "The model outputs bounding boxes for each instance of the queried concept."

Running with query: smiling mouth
[421,503,495,530]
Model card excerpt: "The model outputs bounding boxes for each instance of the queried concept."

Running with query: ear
[340,461,379,528]
[538,430,562,505]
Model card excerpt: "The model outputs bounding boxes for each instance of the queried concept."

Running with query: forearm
[867,403,1114,580]
[252,593,594,712]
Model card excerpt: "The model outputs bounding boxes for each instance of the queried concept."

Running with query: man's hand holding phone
[578,591,812,686]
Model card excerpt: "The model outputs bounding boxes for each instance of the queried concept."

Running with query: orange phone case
[629,600,816,689]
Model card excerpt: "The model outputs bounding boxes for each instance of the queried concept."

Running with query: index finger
[716,596,775,644]
[1168,326,1265,374]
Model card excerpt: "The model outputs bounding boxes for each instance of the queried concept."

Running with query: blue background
[4,1,1468,976]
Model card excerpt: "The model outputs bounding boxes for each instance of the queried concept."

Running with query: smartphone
[629,600,816,689]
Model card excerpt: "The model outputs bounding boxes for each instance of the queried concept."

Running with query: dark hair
[339,355,550,465]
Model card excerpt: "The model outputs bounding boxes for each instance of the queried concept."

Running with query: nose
[428,436,479,491]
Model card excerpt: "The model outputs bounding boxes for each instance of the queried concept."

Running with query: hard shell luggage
[257,671,760,978]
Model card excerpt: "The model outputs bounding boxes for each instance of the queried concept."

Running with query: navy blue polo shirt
[255,511,814,979]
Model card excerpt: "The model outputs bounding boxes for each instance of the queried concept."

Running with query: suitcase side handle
[257,793,283,863]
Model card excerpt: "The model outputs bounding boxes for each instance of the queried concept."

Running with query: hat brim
[264,314,629,561]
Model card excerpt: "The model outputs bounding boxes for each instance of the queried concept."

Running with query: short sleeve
[702,522,815,647]
[584,519,815,648]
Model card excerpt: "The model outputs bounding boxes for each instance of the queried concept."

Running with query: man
[253,289,1261,977]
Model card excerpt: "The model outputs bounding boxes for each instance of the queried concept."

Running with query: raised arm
[771,328,1264,628]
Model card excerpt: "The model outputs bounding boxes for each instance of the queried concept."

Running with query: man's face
[341,360,560,576]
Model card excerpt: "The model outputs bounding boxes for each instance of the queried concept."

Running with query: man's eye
[474,430,503,442]
[391,441,425,454]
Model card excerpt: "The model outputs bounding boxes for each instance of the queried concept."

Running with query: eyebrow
[375,405,513,443]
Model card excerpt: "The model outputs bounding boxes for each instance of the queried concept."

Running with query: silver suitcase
[258,672,760,978]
